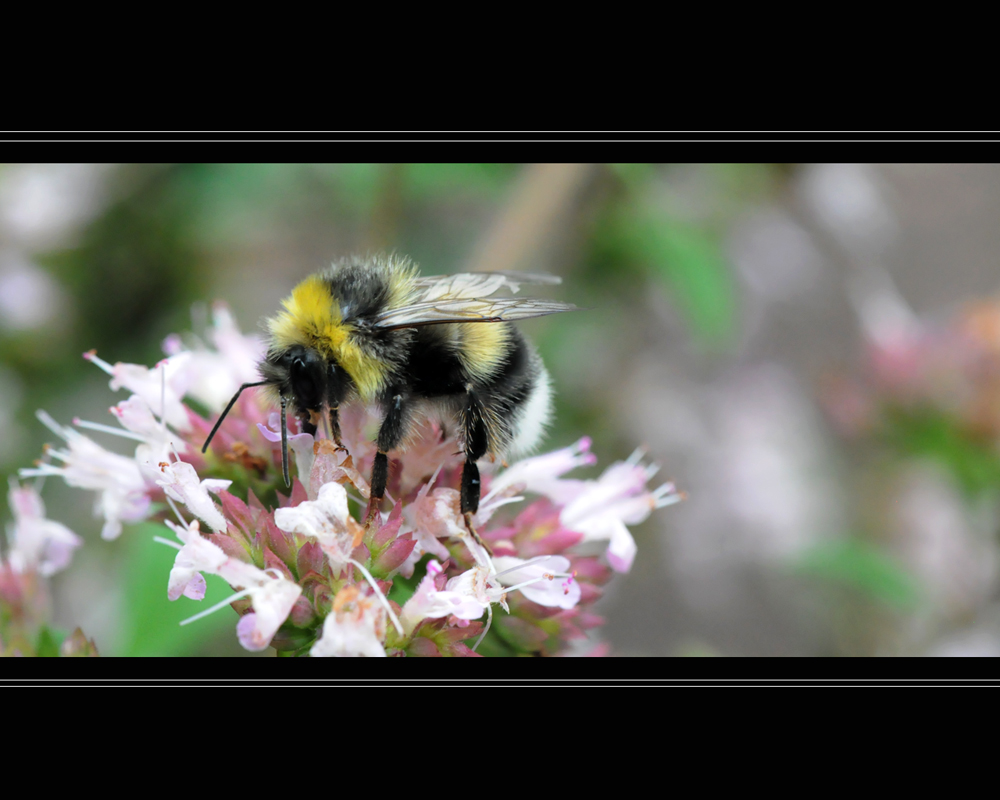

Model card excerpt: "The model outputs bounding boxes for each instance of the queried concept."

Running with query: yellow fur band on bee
[267,273,390,400]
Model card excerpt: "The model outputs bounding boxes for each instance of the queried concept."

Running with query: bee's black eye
[289,350,324,410]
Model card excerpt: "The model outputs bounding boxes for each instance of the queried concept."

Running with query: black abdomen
[401,324,541,455]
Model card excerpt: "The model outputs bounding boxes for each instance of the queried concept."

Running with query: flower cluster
[4,303,681,656]
[2,481,94,656]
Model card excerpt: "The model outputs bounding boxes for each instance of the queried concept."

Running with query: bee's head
[205,345,350,489]
[262,344,349,412]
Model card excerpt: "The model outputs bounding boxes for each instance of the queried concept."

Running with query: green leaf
[35,626,64,657]
[601,206,738,348]
[883,409,1000,497]
[791,538,922,609]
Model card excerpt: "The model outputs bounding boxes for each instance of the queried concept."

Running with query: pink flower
[310,585,387,657]
[308,440,370,502]
[393,419,463,498]
[444,564,509,614]
[20,411,151,540]
[5,483,82,576]
[483,440,680,573]
[399,559,490,635]
[273,482,405,642]
[234,577,303,652]
[168,303,266,414]
[165,519,227,600]
[109,394,170,440]
[558,458,681,573]
[492,555,580,609]
[108,395,183,484]
[84,351,192,432]
[483,437,597,511]
[164,518,302,651]
[156,459,231,534]
[399,552,582,643]
[411,485,468,543]
[273,482,361,571]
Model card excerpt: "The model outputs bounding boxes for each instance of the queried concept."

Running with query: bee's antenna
[201,380,268,453]
[280,395,290,487]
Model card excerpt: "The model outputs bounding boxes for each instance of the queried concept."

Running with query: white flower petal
[156,460,230,533]
[235,580,302,651]
[165,519,228,601]
[311,594,387,657]
[495,556,581,609]
[6,485,83,576]
[274,482,356,567]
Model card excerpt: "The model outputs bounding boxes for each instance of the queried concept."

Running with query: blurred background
[4,162,1000,657]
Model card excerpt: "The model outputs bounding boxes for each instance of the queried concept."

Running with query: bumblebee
[203,254,577,530]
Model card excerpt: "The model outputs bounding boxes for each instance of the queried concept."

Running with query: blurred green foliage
[596,208,737,347]
[882,408,1000,499]
[34,625,61,657]
[791,538,922,610]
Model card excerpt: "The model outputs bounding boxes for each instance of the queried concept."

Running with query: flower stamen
[180,588,254,626]
[72,417,148,443]
[472,603,493,652]
[164,494,188,527]
[152,536,182,551]
[83,350,114,375]
[347,557,404,636]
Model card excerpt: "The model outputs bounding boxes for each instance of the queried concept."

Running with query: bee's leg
[460,387,493,557]
[297,410,318,438]
[365,391,409,528]
[328,406,349,452]
[364,453,388,528]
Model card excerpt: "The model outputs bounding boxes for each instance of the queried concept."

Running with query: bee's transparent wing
[373,297,579,329]
[411,272,562,302]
